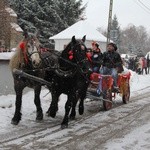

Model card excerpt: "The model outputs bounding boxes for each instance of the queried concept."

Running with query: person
[91,41,103,73]
[141,57,147,74]
[101,43,123,89]
[146,54,150,74]
[137,57,142,74]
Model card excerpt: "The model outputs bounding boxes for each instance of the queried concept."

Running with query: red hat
[92,41,99,48]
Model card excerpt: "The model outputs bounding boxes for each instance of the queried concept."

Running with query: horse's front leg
[61,94,72,129]
[11,80,24,125]
[79,90,87,115]
[47,91,60,118]
[34,85,43,121]
[69,93,78,120]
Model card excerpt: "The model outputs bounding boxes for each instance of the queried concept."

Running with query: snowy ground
[0,70,150,149]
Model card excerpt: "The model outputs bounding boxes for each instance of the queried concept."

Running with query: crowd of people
[123,56,150,75]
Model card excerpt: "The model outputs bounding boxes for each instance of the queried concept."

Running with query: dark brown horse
[9,32,44,125]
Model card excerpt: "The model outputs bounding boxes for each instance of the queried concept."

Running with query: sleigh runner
[87,71,131,110]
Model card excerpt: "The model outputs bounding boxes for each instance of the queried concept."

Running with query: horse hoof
[61,124,68,129]
[36,112,43,121]
[49,111,56,118]
[11,119,19,125]
[79,106,84,115]
[48,106,58,118]
[36,115,43,121]
[46,110,51,117]
[69,115,75,120]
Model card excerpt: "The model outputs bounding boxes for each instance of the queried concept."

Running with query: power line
[138,0,150,12]
[133,0,150,14]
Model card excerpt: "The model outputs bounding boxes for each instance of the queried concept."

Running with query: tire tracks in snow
[1,87,150,149]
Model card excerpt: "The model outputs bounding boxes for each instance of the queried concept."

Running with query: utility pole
[106,0,113,46]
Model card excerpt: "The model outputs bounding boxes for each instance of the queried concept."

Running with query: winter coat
[137,59,142,70]
[102,50,123,69]
[144,58,147,68]
[141,58,147,68]
[91,51,103,68]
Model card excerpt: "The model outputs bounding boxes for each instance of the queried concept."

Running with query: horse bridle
[55,42,92,82]
[71,42,92,75]
[26,40,41,61]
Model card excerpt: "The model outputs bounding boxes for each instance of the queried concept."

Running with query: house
[49,20,108,52]
[121,54,129,60]
[0,0,23,51]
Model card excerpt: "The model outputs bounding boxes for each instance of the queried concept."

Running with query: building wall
[0,0,23,51]
[0,0,10,50]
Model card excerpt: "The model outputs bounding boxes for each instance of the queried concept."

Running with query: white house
[121,54,129,60]
[49,20,108,52]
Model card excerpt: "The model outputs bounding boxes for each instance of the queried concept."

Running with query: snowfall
[0,68,150,149]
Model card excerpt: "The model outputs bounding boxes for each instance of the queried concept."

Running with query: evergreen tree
[110,15,121,50]
[9,0,85,47]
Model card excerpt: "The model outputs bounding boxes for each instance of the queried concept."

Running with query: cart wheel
[122,85,130,104]
[103,89,112,111]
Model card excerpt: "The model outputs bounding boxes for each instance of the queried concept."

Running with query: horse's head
[20,32,41,68]
[60,36,92,76]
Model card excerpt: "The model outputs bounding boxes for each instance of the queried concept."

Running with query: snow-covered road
[0,72,150,150]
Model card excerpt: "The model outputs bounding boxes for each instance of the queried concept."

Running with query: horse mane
[9,40,27,71]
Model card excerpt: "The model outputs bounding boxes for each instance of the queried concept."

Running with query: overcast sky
[82,0,150,31]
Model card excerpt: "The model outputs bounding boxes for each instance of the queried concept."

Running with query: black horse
[46,36,92,128]
[10,32,44,125]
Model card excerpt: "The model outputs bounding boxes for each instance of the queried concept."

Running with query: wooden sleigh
[87,71,131,110]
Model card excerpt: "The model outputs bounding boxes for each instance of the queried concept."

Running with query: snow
[0,52,15,60]
[105,122,150,150]
[5,7,17,17]
[0,70,150,149]
[49,20,107,42]
[0,96,13,108]
[10,23,23,32]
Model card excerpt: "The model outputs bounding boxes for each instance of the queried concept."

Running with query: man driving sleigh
[100,43,123,90]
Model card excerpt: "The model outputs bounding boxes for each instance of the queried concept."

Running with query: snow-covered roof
[49,20,107,42]
[5,7,17,17]
[10,23,23,32]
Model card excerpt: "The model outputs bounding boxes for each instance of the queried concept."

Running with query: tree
[110,15,121,50]
[120,24,148,55]
[9,0,86,47]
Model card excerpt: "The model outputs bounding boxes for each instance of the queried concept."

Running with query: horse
[46,36,92,129]
[9,32,44,125]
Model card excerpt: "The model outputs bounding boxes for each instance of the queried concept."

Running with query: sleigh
[87,72,131,110]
